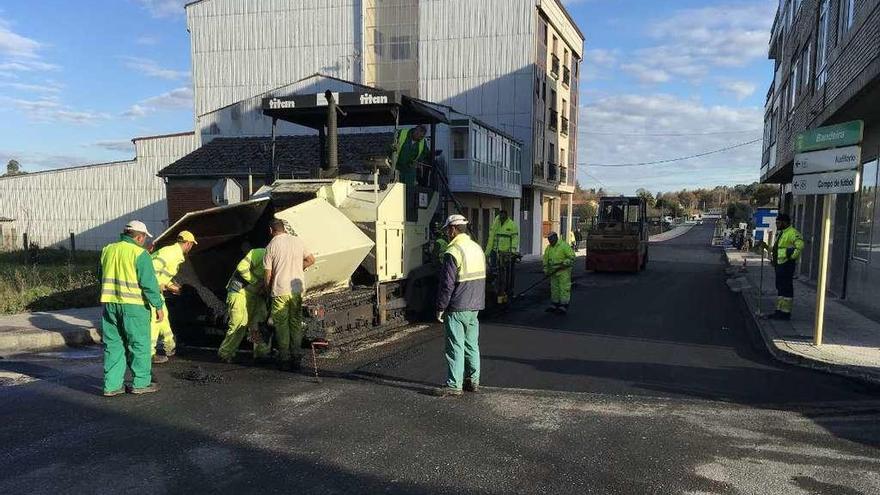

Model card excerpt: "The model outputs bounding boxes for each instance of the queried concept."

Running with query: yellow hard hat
[177,230,198,244]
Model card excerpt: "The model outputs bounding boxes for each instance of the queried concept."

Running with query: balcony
[548,162,558,182]
[533,161,545,180]
[550,54,560,79]
[560,116,569,136]
[562,66,570,87]
[559,166,567,184]
[548,109,559,131]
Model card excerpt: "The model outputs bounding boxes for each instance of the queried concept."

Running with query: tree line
[573,182,779,221]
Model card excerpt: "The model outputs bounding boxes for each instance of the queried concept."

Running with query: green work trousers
[102,302,152,392]
[444,310,480,390]
[218,290,270,361]
[150,294,175,356]
[550,269,572,306]
[271,293,303,362]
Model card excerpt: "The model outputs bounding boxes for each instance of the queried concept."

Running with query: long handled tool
[511,265,567,300]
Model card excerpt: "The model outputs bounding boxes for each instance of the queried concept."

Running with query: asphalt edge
[721,248,880,387]
[0,326,102,357]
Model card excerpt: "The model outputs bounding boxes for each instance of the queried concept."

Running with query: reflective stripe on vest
[152,244,184,286]
[100,240,145,305]
[445,233,486,282]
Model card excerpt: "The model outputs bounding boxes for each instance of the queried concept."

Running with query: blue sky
[0,0,775,194]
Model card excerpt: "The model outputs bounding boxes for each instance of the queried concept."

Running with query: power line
[585,138,762,168]
[580,128,762,137]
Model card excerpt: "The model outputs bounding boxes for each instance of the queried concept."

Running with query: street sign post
[792,169,859,195]
[795,120,864,153]
[791,121,862,346]
[793,145,861,174]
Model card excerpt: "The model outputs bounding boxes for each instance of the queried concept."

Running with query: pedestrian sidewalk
[649,224,695,243]
[0,306,102,356]
[725,249,880,385]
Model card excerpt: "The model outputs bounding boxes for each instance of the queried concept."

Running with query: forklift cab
[597,196,647,237]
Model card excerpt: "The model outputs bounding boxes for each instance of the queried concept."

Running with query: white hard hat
[442,214,468,229]
[125,220,152,237]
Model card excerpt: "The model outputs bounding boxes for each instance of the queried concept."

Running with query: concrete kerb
[0,307,103,357]
[721,249,880,387]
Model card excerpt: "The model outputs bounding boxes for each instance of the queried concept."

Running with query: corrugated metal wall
[417,0,536,168]
[188,0,363,118]
[0,133,196,251]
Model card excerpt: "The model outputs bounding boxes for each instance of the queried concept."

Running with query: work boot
[102,387,125,397]
[463,379,480,393]
[152,354,169,364]
[558,305,569,315]
[432,387,463,397]
[545,305,558,313]
[127,383,160,395]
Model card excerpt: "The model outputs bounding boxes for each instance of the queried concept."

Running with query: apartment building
[185,0,583,254]
[761,0,880,316]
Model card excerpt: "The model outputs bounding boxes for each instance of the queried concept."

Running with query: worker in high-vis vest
[769,213,804,320]
[150,230,197,363]
[434,214,486,397]
[486,210,519,257]
[543,231,576,315]
[99,220,165,396]
[218,247,272,363]
[392,125,429,190]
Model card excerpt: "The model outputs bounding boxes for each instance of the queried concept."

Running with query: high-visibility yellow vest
[445,233,486,282]
[152,243,185,287]
[487,216,519,253]
[774,226,804,264]
[543,241,576,270]
[394,128,425,167]
[228,248,266,292]
[100,240,146,305]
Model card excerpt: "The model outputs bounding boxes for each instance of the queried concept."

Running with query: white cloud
[0,17,57,73]
[579,93,764,193]
[0,81,62,95]
[91,140,135,153]
[621,63,670,84]
[0,149,91,171]
[624,2,774,85]
[719,80,758,101]
[123,87,193,117]
[1,96,109,125]
[121,56,190,81]
[135,35,160,46]
[137,0,188,18]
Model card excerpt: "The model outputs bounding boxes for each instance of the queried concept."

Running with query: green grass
[0,249,101,314]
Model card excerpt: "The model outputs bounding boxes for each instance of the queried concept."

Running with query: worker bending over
[150,230,197,364]
[218,246,271,363]
[264,218,315,371]
[435,214,486,397]
[769,213,804,320]
[99,221,164,396]
[543,231,576,315]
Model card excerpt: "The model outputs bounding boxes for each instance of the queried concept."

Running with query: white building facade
[186,0,583,254]
[0,133,196,250]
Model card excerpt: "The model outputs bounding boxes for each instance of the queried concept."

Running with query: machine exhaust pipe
[323,90,338,178]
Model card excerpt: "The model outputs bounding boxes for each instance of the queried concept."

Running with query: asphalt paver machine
[585,196,649,273]
[154,90,456,351]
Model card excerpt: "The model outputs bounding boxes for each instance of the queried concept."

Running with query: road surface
[2,224,879,494]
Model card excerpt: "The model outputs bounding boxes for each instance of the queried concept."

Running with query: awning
[262,90,448,129]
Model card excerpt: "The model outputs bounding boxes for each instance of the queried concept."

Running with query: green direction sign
[796,120,864,153]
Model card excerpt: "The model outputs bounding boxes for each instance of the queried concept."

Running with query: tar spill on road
[173,365,228,385]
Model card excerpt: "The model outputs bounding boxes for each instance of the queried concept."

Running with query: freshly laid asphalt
[2,223,879,494]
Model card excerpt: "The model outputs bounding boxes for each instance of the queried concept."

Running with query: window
[542,21,549,46]
[373,31,384,56]
[390,35,411,60]
[451,128,467,160]
[816,0,829,88]
[561,99,567,117]
[552,35,558,54]
[564,49,569,67]
[790,54,799,110]
[560,149,566,168]
[542,81,546,101]
[853,159,878,261]
[840,0,855,36]
[801,42,812,91]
